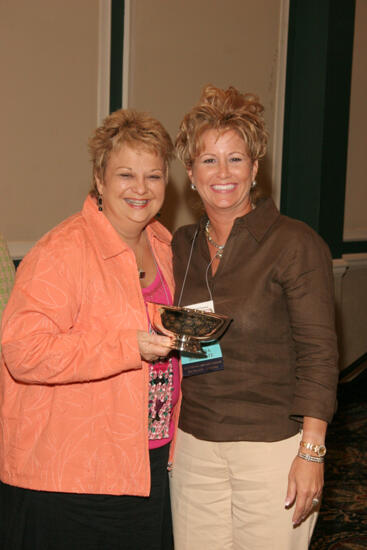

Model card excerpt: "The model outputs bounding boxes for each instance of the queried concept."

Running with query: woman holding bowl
[170,85,338,549]
[0,109,178,549]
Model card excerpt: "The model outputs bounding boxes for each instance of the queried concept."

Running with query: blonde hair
[176,84,268,168]
[88,109,174,196]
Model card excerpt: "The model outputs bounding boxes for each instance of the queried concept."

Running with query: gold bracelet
[300,440,327,457]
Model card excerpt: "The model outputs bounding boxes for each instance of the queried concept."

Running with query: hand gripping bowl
[147,303,231,357]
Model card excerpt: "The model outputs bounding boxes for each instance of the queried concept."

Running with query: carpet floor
[310,368,367,549]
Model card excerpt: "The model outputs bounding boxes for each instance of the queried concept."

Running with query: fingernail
[284,500,290,507]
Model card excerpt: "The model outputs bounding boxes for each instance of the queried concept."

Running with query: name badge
[181,300,224,377]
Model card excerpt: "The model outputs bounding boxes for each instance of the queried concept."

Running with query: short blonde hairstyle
[175,84,268,168]
[88,109,174,196]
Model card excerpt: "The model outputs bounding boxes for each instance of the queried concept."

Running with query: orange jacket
[0,195,178,496]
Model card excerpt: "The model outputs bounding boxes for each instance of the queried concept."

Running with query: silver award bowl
[147,303,230,357]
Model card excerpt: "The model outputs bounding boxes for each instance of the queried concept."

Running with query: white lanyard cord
[177,226,215,307]
[204,255,215,304]
[177,227,199,307]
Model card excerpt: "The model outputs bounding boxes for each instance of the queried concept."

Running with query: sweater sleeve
[279,226,339,423]
[1,244,142,385]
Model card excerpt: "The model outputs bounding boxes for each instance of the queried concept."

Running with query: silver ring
[312,498,320,506]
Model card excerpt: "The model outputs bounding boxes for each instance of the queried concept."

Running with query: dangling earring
[191,183,197,191]
[98,194,103,211]
[251,180,257,189]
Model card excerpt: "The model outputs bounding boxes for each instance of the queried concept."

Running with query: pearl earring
[191,183,197,191]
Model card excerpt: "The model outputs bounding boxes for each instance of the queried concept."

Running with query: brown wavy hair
[176,84,268,168]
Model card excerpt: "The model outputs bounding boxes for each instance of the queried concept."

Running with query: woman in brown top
[170,85,338,549]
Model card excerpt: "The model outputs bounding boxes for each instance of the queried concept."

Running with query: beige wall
[0,0,100,253]
[126,0,287,231]
[1,0,364,242]
[344,0,367,243]
[1,0,288,244]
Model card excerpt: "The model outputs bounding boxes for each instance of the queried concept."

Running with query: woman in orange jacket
[0,109,179,549]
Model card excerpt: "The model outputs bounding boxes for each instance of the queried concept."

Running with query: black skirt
[0,445,173,550]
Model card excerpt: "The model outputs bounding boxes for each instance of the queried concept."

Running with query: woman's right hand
[137,331,173,362]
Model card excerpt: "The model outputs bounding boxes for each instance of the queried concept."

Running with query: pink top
[142,271,180,450]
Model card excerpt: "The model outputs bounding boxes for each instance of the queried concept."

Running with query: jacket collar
[199,197,280,244]
[82,195,171,260]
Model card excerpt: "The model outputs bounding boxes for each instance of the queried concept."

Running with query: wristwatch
[300,440,327,457]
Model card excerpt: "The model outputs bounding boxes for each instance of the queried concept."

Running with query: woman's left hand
[285,456,324,526]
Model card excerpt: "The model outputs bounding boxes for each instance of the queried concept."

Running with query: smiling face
[188,129,258,220]
[95,144,166,238]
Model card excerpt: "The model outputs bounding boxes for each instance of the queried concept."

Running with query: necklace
[205,220,225,259]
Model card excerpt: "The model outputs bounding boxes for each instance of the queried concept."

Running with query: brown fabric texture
[172,198,338,442]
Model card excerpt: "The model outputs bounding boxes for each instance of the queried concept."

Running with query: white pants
[170,429,318,550]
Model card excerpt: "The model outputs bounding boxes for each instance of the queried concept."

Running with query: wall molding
[343,228,367,242]
[332,258,349,314]
[333,253,367,274]
[272,0,290,209]
[97,0,111,125]
[343,252,367,267]
[122,0,131,108]
[333,258,349,277]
